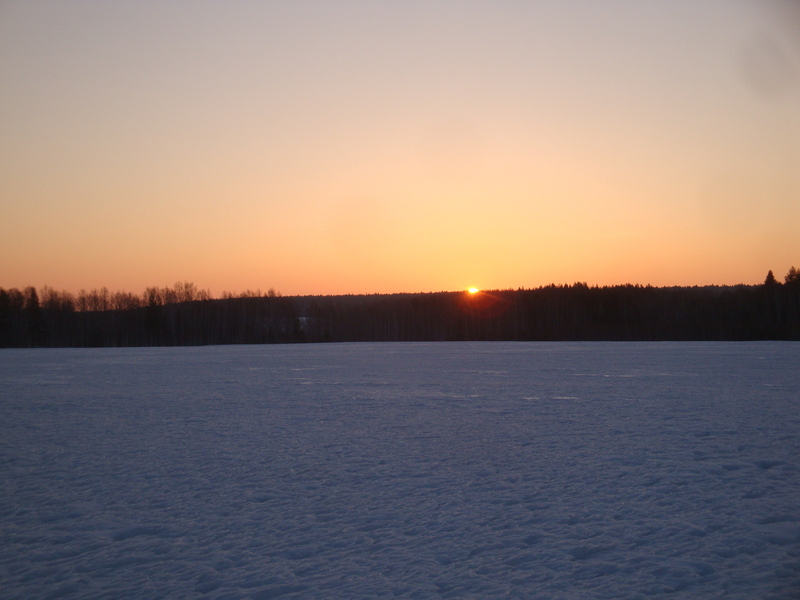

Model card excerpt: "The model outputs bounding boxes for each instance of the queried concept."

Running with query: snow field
[1,342,798,599]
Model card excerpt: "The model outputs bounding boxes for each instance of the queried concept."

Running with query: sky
[1,0,799,296]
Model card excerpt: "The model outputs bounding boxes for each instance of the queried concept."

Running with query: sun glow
[468,287,480,294]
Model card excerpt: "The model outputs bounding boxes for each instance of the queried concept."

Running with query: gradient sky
[1,1,799,296]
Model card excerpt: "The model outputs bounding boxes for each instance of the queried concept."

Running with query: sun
[468,287,480,294]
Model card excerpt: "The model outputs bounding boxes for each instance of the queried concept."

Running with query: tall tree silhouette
[24,286,43,346]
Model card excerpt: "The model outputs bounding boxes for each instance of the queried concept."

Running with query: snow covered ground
[1,342,798,599]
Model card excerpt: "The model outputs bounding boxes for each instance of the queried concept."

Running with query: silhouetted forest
[1,269,799,347]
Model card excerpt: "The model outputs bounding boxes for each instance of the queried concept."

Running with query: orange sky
[1,1,799,296]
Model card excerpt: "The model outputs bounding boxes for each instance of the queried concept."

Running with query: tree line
[1,269,798,347]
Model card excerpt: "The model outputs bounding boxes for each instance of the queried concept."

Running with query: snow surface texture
[1,342,799,599]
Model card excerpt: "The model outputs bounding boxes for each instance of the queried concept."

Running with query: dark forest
[1,269,799,347]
